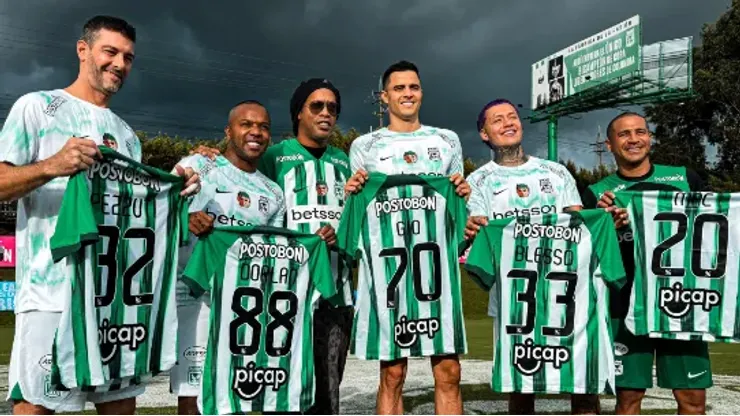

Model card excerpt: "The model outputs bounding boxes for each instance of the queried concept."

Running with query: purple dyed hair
[476,98,519,131]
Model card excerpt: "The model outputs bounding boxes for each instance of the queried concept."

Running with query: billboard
[532,15,641,109]
[0,236,14,267]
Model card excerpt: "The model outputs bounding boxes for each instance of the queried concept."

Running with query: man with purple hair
[463,99,592,414]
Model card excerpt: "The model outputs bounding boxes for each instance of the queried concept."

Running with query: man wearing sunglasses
[258,78,354,415]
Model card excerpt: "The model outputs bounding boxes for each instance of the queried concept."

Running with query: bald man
[169,100,286,414]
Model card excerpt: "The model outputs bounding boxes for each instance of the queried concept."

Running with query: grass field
[1,268,740,414]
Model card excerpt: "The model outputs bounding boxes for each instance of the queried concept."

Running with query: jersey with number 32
[49,146,188,389]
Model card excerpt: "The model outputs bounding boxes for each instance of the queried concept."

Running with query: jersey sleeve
[560,166,583,208]
[306,238,340,304]
[181,233,221,297]
[687,168,706,192]
[0,93,44,166]
[581,188,599,209]
[270,190,286,228]
[446,131,464,176]
[463,225,498,291]
[349,137,365,174]
[466,172,490,217]
[335,184,369,262]
[49,172,98,262]
[589,211,627,289]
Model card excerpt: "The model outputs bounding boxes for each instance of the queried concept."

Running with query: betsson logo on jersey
[513,338,571,375]
[87,161,161,191]
[394,315,440,348]
[232,362,288,400]
[290,205,342,226]
[491,205,556,220]
[659,282,722,318]
[205,208,255,227]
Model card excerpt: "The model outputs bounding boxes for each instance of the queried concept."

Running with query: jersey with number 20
[618,191,740,342]
[464,210,625,394]
[337,174,468,360]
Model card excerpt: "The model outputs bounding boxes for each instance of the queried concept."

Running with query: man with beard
[583,112,709,415]
[0,16,199,415]
[463,99,587,415]
[170,100,285,415]
[257,79,353,415]
[343,60,470,415]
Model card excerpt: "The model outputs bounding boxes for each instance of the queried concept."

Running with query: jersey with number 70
[464,210,626,394]
[336,173,468,361]
[617,190,740,342]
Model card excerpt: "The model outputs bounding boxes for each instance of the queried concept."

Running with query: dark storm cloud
[0,0,732,166]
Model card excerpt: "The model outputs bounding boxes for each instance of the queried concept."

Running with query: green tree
[645,0,740,188]
[139,132,225,172]
[562,160,614,195]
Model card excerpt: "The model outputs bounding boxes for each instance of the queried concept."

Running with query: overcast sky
[0,0,732,168]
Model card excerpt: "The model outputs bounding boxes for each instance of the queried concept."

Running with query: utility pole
[590,125,607,167]
[367,76,386,130]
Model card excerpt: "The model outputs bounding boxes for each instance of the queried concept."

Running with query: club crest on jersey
[98,319,148,364]
[516,184,530,198]
[513,338,571,375]
[258,196,269,214]
[334,182,344,199]
[232,362,288,400]
[427,147,441,161]
[394,315,440,348]
[237,191,251,209]
[316,181,329,197]
[403,151,418,164]
[659,282,721,318]
[540,178,553,194]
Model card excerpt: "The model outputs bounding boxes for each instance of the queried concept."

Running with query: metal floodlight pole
[547,115,558,162]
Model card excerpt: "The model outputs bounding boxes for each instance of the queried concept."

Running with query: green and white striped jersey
[617,190,740,342]
[259,139,352,306]
[181,226,337,414]
[336,173,468,360]
[48,146,188,389]
[176,154,285,306]
[464,210,626,394]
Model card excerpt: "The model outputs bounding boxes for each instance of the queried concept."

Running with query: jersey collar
[616,163,654,182]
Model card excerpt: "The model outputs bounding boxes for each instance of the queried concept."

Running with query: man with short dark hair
[464,98,590,415]
[258,78,354,415]
[344,60,470,415]
[583,111,709,415]
[170,100,285,415]
[0,15,199,415]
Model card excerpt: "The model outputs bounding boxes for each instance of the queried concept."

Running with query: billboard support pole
[547,115,558,162]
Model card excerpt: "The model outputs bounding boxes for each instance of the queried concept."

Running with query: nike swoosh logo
[215,189,231,194]
[688,371,707,379]
[380,156,393,161]
[493,189,506,195]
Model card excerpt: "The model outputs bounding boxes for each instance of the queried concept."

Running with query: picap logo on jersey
[659,282,722,318]
[98,319,148,363]
[403,151,418,164]
[232,362,288,400]
[237,191,251,209]
[394,315,440,348]
[513,338,571,375]
[427,147,441,161]
[516,184,530,198]
[539,178,553,194]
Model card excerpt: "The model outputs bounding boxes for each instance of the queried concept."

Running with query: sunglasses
[307,100,338,116]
